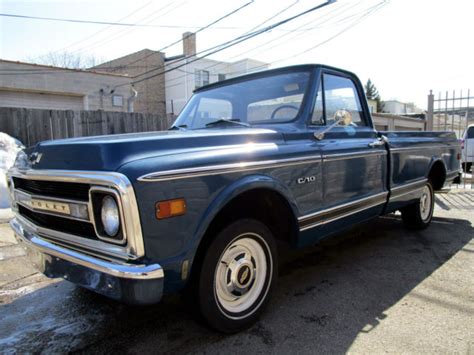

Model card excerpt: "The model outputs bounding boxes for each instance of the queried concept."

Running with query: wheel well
[428,160,446,191]
[189,188,298,281]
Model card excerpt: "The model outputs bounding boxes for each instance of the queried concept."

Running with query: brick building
[92,49,167,116]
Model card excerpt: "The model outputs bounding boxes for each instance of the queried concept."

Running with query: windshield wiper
[205,118,250,128]
[168,124,187,131]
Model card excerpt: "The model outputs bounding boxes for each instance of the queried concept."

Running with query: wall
[93,49,167,116]
[372,113,425,131]
[0,107,174,148]
[0,60,132,112]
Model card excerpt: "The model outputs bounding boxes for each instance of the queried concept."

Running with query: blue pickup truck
[7,65,461,333]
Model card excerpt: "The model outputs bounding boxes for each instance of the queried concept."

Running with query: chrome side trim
[11,218,163,280]
[388,179,427,202]
[138,155,322,182]
[298,191,388,231]
[391,178,428,192]
[322,150,387,162]
[390,144,461,153]
[7,169,145,260]
[139,150,388,182]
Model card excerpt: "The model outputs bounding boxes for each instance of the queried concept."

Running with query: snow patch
[0,133,24,208]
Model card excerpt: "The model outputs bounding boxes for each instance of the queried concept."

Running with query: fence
[0,107,175,147]
[427,90,473,189]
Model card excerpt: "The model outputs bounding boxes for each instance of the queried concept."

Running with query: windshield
[173,71,311,130]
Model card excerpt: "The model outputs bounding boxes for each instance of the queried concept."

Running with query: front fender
[185,173,298,263]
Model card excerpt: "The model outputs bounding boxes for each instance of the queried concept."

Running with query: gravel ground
[0,190,473,354]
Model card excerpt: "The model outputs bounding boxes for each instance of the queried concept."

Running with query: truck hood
[28,128,284,171]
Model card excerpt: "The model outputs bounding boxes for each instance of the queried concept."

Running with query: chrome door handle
[368,135,388,148]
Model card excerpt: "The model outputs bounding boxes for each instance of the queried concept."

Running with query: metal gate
[427,90,473,190]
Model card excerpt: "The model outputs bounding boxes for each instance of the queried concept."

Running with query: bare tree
[26,51,103,69]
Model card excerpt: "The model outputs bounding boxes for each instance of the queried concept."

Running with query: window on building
[218,74,226,82]
[195,70,210,88]
[112,95,123,107]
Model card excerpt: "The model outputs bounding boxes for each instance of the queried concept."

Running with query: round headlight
[101,196,120,237]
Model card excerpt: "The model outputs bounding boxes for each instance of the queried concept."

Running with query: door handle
[368,135,388,148]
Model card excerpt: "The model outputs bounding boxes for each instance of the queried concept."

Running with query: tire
[462,162,472,173]
[197,219,277,333]
[400,182,435,230]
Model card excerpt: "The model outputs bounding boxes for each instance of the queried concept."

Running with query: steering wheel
[270,105,299,120]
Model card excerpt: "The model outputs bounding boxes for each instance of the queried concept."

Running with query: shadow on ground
[1,214,472,353]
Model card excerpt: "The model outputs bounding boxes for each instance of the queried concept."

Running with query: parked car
[461,124,474,172]
[7,65,461,333]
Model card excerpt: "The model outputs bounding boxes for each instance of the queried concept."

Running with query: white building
[165,33,269,116]
[383,100,423,115]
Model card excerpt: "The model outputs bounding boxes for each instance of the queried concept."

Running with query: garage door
[0,90,84,110]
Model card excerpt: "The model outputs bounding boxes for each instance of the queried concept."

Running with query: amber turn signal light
[156,198,186,219]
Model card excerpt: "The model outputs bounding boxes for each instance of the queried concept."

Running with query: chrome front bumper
[10,217,164,305]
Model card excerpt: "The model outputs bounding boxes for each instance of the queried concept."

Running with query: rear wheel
[462,162,472,173]
[197,219,277,333]
[400,182,435,230]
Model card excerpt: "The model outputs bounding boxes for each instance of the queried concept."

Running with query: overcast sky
[1,0,473,109]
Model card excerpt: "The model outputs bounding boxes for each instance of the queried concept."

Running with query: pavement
[0,190,473,354]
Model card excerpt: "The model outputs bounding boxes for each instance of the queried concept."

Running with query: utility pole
[426,90,434,130]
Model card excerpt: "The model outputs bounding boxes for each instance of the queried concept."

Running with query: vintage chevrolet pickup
[7,65,461,333]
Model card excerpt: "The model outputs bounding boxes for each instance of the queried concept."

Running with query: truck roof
[194,64,360,93]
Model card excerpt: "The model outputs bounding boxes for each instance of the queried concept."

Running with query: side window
[467,126,474,139]
[323,74,366,126]
[311,84,324,125]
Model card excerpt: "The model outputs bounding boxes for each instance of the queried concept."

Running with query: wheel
[400,182,435,230]
[197,219,277,333]
[462,162,472,173]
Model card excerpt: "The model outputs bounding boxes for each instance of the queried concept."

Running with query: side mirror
[314,109,353,140]
[334,109,353,126]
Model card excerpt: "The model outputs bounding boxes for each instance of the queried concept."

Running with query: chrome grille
[12,177,90,200]
[18,205,97,240]
[8,169,145,261]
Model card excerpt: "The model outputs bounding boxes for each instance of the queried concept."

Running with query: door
[300,71,388,235]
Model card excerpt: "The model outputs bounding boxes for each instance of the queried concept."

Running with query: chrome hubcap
[420,185,432,221]
[214,234,270,316]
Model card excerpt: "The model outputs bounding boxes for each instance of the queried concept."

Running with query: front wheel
[197,219,277,333]
[400,182,435,230]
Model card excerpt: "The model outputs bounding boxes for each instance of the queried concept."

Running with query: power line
[163,0,388,92]
[51,1,155,54]
[161,0,354,87]
[126,0,336,85]
[67,0,190,55]
[107,0,255,72]
[0,12,240,28]
[0,1,255,76]
[164,0,356,84]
